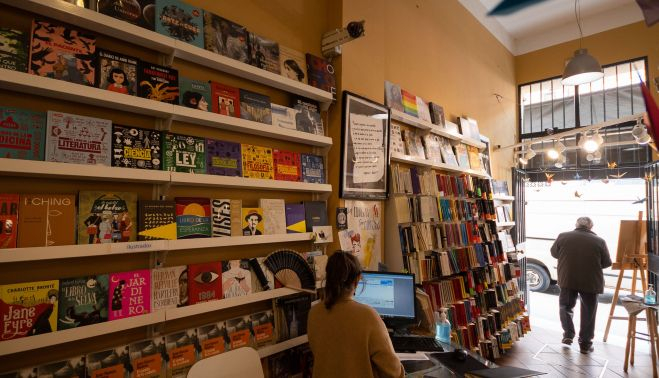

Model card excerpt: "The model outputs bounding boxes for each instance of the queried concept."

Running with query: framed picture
[340,91,390,199]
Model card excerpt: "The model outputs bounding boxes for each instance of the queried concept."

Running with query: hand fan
[263,249,316,293]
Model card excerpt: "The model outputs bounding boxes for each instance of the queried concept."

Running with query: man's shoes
[579,345,594,354]
[561,337,573,345]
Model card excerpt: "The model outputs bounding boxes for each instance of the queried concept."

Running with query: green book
[163,133,206,173]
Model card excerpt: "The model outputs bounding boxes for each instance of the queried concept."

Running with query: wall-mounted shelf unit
[496,221,516,229]
[390,109,486,149]
[169,172,332,192]
[390,153,490,179]
[492,195,515,201]
[257,335,309,358]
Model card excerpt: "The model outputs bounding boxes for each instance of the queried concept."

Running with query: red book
[273,149,301,182]
[210,82,241,118]
[454,301,467,327]
[0,194,19,249]
[188,261,222,305]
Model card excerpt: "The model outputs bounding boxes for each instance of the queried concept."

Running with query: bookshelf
[391,153,490,179]
[390,109,486,149]
[257,335,309,358]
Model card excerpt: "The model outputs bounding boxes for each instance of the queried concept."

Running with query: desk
[401,341,498,377]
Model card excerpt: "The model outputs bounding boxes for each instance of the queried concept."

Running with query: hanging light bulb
[547,140,559,160]
[561,1,603,86]
[586,152,594,161]
[523,146,536,162]
[632,119,652,145]
[582,134,599,153]
[593,150,602,162]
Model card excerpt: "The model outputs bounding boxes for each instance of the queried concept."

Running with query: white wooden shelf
[390,110,486,149]
[1,0,333,109]
[167,233,313,251]
[257,335,309,358]
[497,221,516,229]
[493,195,515,201]
[170,172,332,192]
[390,153,490,179]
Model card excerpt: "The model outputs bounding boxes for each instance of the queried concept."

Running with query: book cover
[389,122,404,155]
[239,89,272,124]
[203,12,249,63]
[77,191,137,244]
[438,137,458,167]
[163,133,205,173]
[422,134,443,163]
[241,207,263,236]
[206,138,242,177]
[467,146,482,171]
[226,315,251,349]
[86,346,132,378]
[454,144,471,169]
[221,260,252,298]
[273,149,301,182]
[210,82,240,117]
[155,0,203,48]
[95,48,138,96]
[305,53,336,96]
[292,96,323,135]
[37,356,85,378]
[416,97,432,123]
[429,102,446,127]
[271,104,298,130]
[275,295,311,341]
[196,321,229,358]
[303,201,328,232]
[403,130,425,159]
[129,337,167,378]
[259,198,286,235]
[0,368,39,378]
[250,310,275,347]
[0,28,28,72]
[0,280,59,340]
[179,76,211,111]
[0,106,46,160]
[188,261,222,304]
[175,197,211,239]
[0,194,18,249]
[29,19,96,86]
[57,275,108,330]
[108,269,150,321]
[384,81,404,112]
[112,125,162,170]
[300,153,325,184]
[151,265,188,311]
[211,199,231,237]
[17,194,76,248]
[138,200,176,241]
[165,329,199,378]
[241,144,274,180]
[401,89,418,117]
[45,110,111,166]
[98,0,155,30]
[248,33,280,74]
[285,203,306,234]
[230,199,242,237]
[137,62,179,103]
[279,45,307,84]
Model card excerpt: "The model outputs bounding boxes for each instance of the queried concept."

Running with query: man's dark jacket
[550,227,612,294]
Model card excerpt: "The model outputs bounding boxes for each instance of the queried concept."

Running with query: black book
[137,61,179,103]
[291,96,323,135]
[302,201,328,232]
[138,200,175,241]
[112,125,162,170]
[239,88,272,124]
[97,0,155,30]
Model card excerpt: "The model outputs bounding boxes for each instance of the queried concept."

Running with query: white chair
[187,347,265,378]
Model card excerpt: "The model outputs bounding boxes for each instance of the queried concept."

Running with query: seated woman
[307,251,404,378]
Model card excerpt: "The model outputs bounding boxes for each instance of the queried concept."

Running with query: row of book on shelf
[391,166,493,199]
[394,195,497,225]
[0,290,313,378]
[1,0,336,95]
[0,107,326,182]
[0,192,329,249]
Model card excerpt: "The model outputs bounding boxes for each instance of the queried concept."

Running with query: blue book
[300,154,325,184]
[206,138,242,177]
[155,0,204,48]
[0,107,46,160]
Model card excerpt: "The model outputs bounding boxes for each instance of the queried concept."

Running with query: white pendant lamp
[561,0,603,86]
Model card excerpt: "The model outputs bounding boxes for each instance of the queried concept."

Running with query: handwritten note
[349,114,385,184]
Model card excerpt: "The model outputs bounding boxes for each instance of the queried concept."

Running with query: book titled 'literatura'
[0,280,59,340]
[163,133,205,173]
[112,125,162,170]
[175,197,211,239]
[18,194,76,248]
[45,111,111,166]
[0,106,46,160]
[57,274,108,330]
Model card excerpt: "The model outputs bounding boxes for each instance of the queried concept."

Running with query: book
[203,12,249,63]
[196,321,229,359]
[241,144,274,179]
[211,199,232,237]
[389,122,405,155]
[273,149,301,182]
[454,143,471,169]
[179,77,211,111]
[467,146,482,171]
[429,102,446,127]
[422,134,443,163]
[401,89,418,117]
[292,96,324,135]
[239,89,272,124]
[188,261,222,304]
[206,138,242,177]
[416,97,432,123]
[222,260,252,298]
[275,295,311,341]
[227,315,252,349]
[155,0,203,48]
[37,356,86,378]
[151,265,188,311]
[78,191,137,244]
[112,125,162,170]
[0,107,46,160]
[385,81,404,112]
[129,337,167,378]
[0,368,39,378]
[29,19,96,86]
[0,280,59,340]
[57,275,108,330]
[303,201,328,232]
[439,137,458,166]
[95,48,138,95]
[97,0,155,30]
[45,110,111,166]
[305,53,336,96]
[163,133,205,173]
[138,200,176,241]
[230,199,242,237]
[279,45,307,83]
[108,269,150,321]
[300,153,325,183]
[86,346,132,378]
[0,28,28,72]
[241,207,264,236]
[175,197,211,239]
[17,194,76,247]
[165,330,198,378]
[248,32,280,74]
[0,194,18,249]
[250,310,275,347]
[137,61,179,103]
[259,198,286,235]
[271,104,299,130]
[285,203,306,234]
[403,129,425,158]
[210,81,240,117]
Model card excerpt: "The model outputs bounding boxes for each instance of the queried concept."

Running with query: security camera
[321,20,366,59]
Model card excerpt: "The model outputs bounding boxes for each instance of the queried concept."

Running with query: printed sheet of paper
[349,113,385,184]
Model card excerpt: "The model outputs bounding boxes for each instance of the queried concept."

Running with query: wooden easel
[603,211,648,342]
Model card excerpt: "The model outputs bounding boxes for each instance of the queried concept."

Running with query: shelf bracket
[160,51,176,67]
[156,116,173,132]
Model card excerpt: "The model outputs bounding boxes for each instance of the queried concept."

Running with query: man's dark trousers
[559,287,598,348]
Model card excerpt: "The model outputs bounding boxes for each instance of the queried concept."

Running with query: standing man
[551,217,612,354]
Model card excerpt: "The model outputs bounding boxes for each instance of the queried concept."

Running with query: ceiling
[459,0,645,55]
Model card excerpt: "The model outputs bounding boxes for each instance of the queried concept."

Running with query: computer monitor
[353,271,416,329]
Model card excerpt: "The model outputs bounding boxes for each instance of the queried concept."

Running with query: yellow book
[1,280,59,340]
[241,207,264,236]
[241,144,274,180]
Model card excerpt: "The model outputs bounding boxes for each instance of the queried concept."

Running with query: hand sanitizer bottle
[434,309,451,343]
[645,284,657,305]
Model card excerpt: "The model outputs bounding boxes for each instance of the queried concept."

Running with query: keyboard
[390,335,444,352]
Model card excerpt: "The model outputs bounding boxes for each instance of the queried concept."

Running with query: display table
[400,341,496,377]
